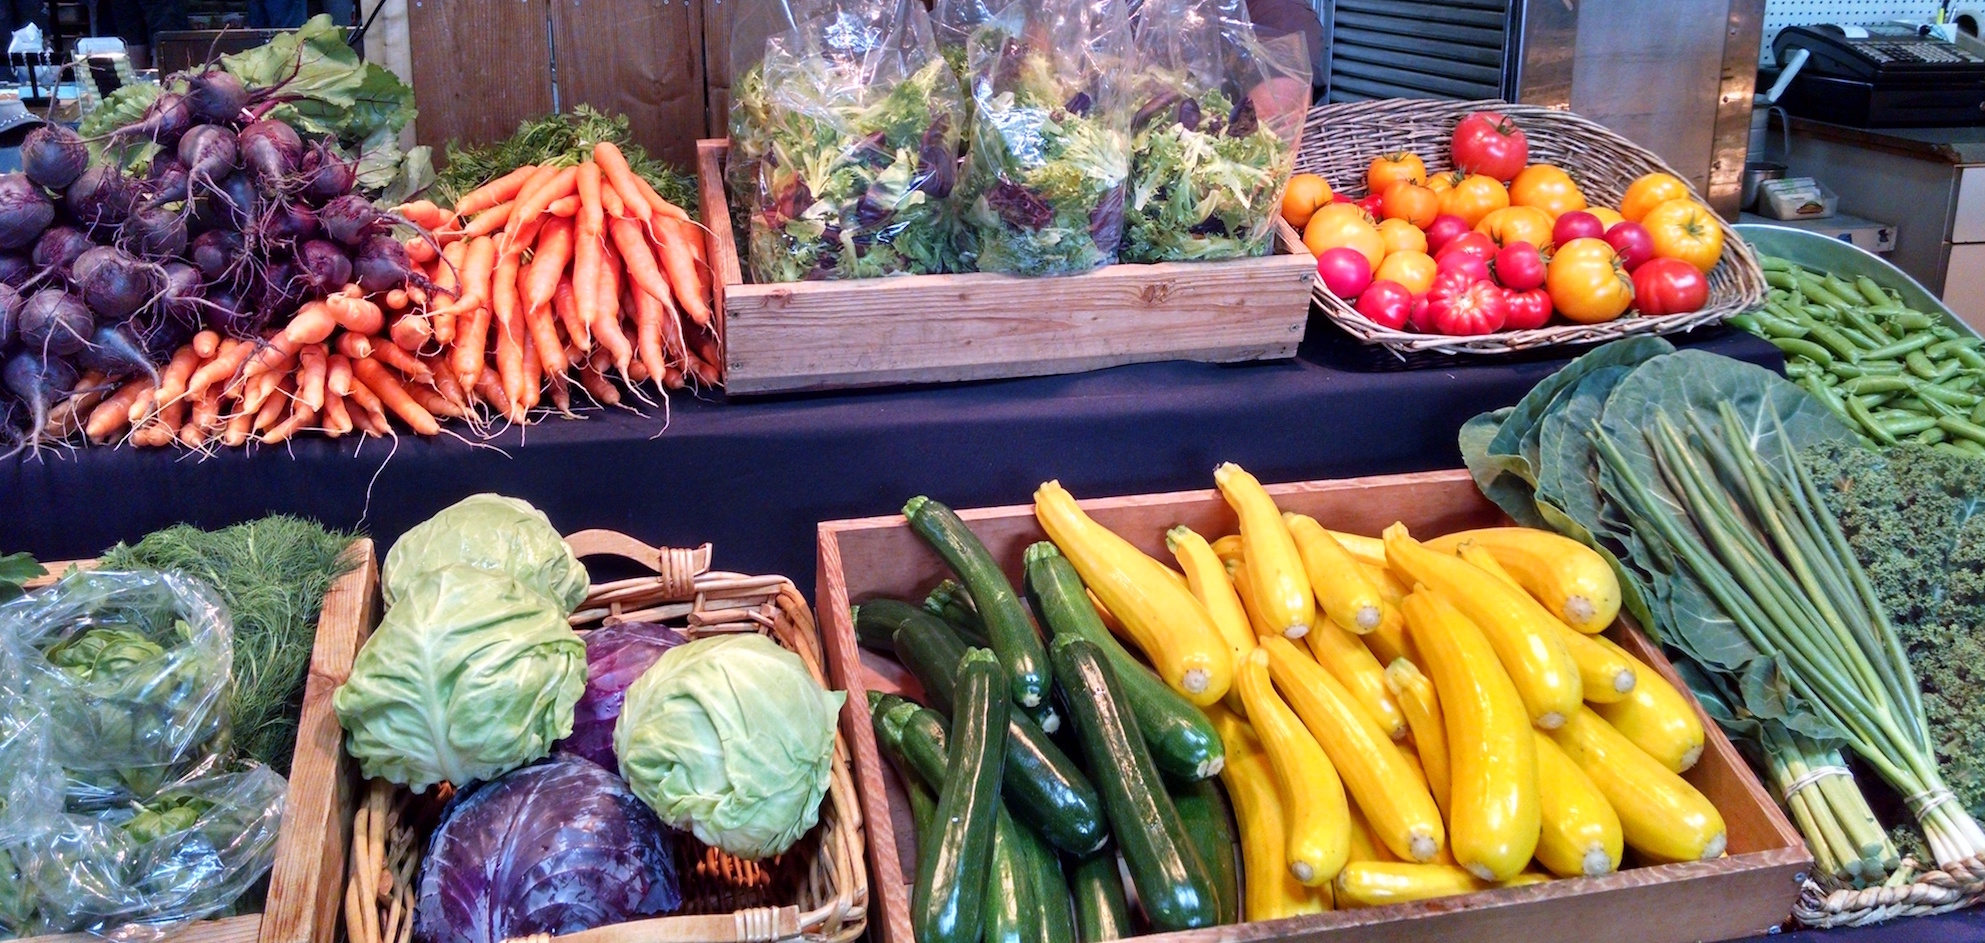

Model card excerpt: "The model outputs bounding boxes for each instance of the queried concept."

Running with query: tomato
[1508,164,1586,218]
[1331,193,1355,204]
[1316,247,1374,298]
[1423,214,1470,254]
[1437,250,1491,284]
[1632,257,1709,315]
[1492,241,1546,292]
[1367,152,1428,195]
[1355,279,1415,330]
[1546,238,1634,324]
[1475,206,1554,249]
[1381,181,1439,228]
[1585,207,1625,230]
[1280,173,1333,229]
[1603,221,1655,272]
[1640,198,1724,273]
[1437,174,1509,228]
[1621,172,1691,222]
[1355,193,1387,220]
[1408,294,1434,333]
[1551,210,1606,246]
[1451,111,1528,182]
[1377,217,1428,257]
[1304,206,1385,268]
[1436,231,1497,266]
[1376,250,1438,296]
[1426,171,1463,196]
[1427,270,1509,335]
[1504,287,1553,330]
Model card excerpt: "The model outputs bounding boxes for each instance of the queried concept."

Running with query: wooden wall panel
[551,0,708,167]
[407,0,554,153]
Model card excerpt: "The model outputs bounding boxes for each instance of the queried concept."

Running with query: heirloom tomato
[1356,280,1415,330]
[1427,270,1509,335]
[1280,173,1333,229]
[1375,250,1438,296]
[1503,287,1553,329]
[1603,221,1655,272]
[1451,111,1528,182]
[1620,172,1691,222]
[1492,241,1546,292]
[1509,164,1586,218]
[1423,214,1471,254]
[1367,152,1428,194]
[1546,238,1634,324]
[1377,217,1428,257]
[1437,174,1509,228]
[1551,210,1606,246]
[1631,257,1709,315]
[1381,181,1439,228]
[1475,205,1554,250]
[1640,198,1724,273]
[1315,247,1374,298]
[1304,204,1385,268]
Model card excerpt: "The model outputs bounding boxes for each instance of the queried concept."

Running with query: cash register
[1773,22,1985,127]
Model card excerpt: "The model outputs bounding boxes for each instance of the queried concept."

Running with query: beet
[19,125,87,191]
[354,234,413,294]
[185,70,250,125]
[177,124,238,189]
[0,174,55,251]
[0,253,31,289]
[33,227,93,278]
[79,250,160,321]
[194,172,257,232]
[69,246,120,288]
[318,194,382,246]
[257,258,306,320]
[238,119,302,196]
[188,229,243,282]
[298,239,352,294]
[0,283,19,348]
[18,289,92,357]
[123,204,188,260]
[263,199,319,244]
[144,160,191,209]
[65,166,137,235]
[157,261,203,323]
[113,91,194,147]
[78,321,161,386]
[301,141,356,204]
[2,350,77,455]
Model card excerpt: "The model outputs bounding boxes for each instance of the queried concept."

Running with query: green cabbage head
[335,565,587,792]
[614,634,845,859]
[382,495,589,614]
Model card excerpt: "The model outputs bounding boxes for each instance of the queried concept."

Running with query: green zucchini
[1052,635,1218,932]
[869,692,937,836]
[985,809,1033,943]
[1171,778,1239,925]
[1068,848,1132,942]
[850,602,898,655]
[912,650,1008,943]
[923,579,992,648]
[864,599,1109,855]
[1015,817,1077,943]
[905,496,1050,707]
[1024,542,1225,781]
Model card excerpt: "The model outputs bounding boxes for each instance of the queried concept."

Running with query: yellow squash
[1590,634,1705,772]
[1384,524,1583,728]
[1456,543,1635,704]
[1214,463,1314,639]
[1358,562,1418,666]
[1550,706,1725,863]
[1325,528,1388,568]
[1426,528,1622,634]
[1333,863,1550,909]
[1208,706,1333,921]
[1261,636,1444,863]
[1345,800,1396,862]
[1532,731,1623,877]
[1384,659,1450,817]
[1402,589,1540,882]
[1305,616,1407,741]
[1286,513,1396,635]
[1167,525,1257,664]
[1035,480,1233,703]
[1234,650,1351,885]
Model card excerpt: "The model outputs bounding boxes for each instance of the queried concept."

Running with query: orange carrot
[243,365,288,415]
[335,332,374,361]
[579,350,620,406]
[433,239,468,301]
[609,217,675,319]
[633,288,672,385]
[651,217,712,326]
[185,338,253,398]
[454,165,539,218]
[298,344,327,412]
[592,249,633,375]
[261,402,316,444]
[524,219,574,376]
[386,288,410,310]
[546,195,579,217]
[252,378,292,432]
[520,322,542,414]
[354,357,441,435]
[322,391,352,436]
[327,354,353,397]
[626,355,650,385]
[345,377,391,431]
[551,279,590,354]
[155,344,203,408]
[395,200,449,230]
[368,339,433,383]
[492,238,528,409]
[593,142,651,224]
[505,166,579,241]
[458,202,515,239]
[88,377,152,441]
[408,381,463,419]
[601,182,625,219]
[191,330,220,359]
[405,237,437,265]
[630,172,692,223]
[546,368,573,416]
[327,294,384,335]
[428,361,469,410]
[390,312,432,351]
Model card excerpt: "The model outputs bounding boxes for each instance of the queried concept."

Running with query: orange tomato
[1377,217,1428,256]
[1437,174,1509,228]
[1375,250,1437,295]
[1586,207,1625,230]
[1380,181,1439,228]
[1640,198,1725,273]
[1508,164,1587,218]
[1368,152,1428,195]
[1547,238,1635,324]
[1305,209,1385,268]
[1475,205,1555,249]
[1620,173,1692,223]
[1281,173,1334,229]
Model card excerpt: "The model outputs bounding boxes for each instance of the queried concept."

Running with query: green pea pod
[1842,309,1893,345]
[1939,416,1985,445]
[1875,413,1938,436]
[1912,393,1960,419]
[1784,361,1816,379]
[1906,351,1941,380]
[1853,275,1891,307]
[1798,274,1854,308]
[1801,374,1850,420]
[1765,270,1799,291]
[1726,313,1761,335]
[1835,325,1882,351]
[1916,382,1982,407]
[1957,347,1985,371]
[1889,310,1938,331]
[1805,323,1863,363]
[1959,438,1985,456]
[1971,398,1985,425]
[1848,395,1896,445]
[1761,256,1796,272]
[1824,272,1859,298]
[1771,336,1834,368]
[1863,333,1936,361]
[1915,427,1948,446]
[1841,375,1913,395]
[1754,312,1811,339]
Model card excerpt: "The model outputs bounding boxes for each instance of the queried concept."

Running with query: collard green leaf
[0,554,45,604]
[1482,335,1675,485]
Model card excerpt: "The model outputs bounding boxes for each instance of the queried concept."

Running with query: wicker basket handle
[500,906,803,943]
[567,530,714,596]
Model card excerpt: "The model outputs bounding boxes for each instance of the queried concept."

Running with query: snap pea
[1753,311,1811,339]
[1928,337,1983,357]
[1908,351,1943,379]
[1949,373,1980,392]
[1876,413,1939,436]
[1915,382,1981,407]
[1862,333,1936,360]
[1854,276,1891,307]
[1762,300,1799,322]
[1765,270,1799,291]
[1914,393,1961,418]
[1955,347,1985,371]
[1842,375,1914,395]
[1935,442,1974,458]
[1854,392,1892,410]
[1934,325,1962,341]
[1889,310,1938,331]
[1802,374,1850,419]
[1830,360,1903,378]
[1761,257,1796,273]
[1930,361,1965,385]
[1973,399,1985,425]
[1915,427,1948,445]
[1771,336,1835,367]
[1799,275,1855,309]
[1726,313,1761,334]
[1825,273,1861,301]
[1960,439,1985,456]
[1842,309,1893,344]
[1837,325,1882,350]
[1849,396,1897,445]
[1784,360,1817,379]
[1804,323,1863,363]
[1942,416,1985,446]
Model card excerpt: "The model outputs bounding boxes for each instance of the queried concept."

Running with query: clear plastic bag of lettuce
[1119,0,1309,263]
[0,570,232,800]
[957,0,1134,276]
[727,0,969,283]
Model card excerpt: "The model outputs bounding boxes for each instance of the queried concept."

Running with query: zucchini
[865,599,1109,854]
[1025,545,1225,780]
[869,693,937,836]
[1068,848,1132,942]
[850,602,898,654]
[1172,777,1240,924]
[1016,818,1078,943]
[905,496,1051,707]
[985,810,1033,943]
[1052,635,1219,931]
[923,578,992,648]
[912,650,1009,943]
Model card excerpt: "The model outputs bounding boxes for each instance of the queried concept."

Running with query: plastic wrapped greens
[728,0,969,282]
[1121,0,1310,262]
[957,0,1134,276]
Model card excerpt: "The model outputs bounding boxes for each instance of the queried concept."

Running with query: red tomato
[1315,246,1374,298]
[1603,221,1656,272]
[1552,210,1606,246]
[1503,287,1553,329]
[1331,193,1355,203]
[1493,241,1546,291]
[1427,270,1509,335]
[1632,257,1710,315]
[1355,279,1415,329]
[1408,294,1434,333]
[1436,251,1491,284]
[1436,231,1498,266]
[1355,193,1386,219]
[1451,111,1528,182]
[1423,214,1471,254]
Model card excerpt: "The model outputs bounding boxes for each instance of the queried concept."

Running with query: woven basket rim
[1793,855,1985,928]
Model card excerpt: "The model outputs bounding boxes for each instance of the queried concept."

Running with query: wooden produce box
[696,140,1316,395]
[814,470,1812,943]
[24,541,379,943]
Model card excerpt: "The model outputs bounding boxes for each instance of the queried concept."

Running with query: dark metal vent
[1327,0,1513,103]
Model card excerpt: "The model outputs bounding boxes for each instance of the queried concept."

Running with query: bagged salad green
[958,0,1134,276]
[1120,0,1309,262]
[728,0,969,282]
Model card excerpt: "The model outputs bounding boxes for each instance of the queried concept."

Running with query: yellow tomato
[1281,173,1334,229]
[1427,170,1464,196]
[1475,205,1555,249]
[1368,152,1428,195]
[1640,198,1725,273]
[1437,174,1509,229]
[1378,217,1429,256]
[1547,238,1635,324]
[1375,250,1437,295]
[1620,173,1692,223]
[1381,181,1440,228]
[1305,210,1386,268]
[1585,207,1625,230]
[1508,164,1587,218]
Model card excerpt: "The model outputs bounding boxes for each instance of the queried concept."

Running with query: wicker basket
[1793,855,1985,928]
[343,531,868,943]
[1294,98,1767,358]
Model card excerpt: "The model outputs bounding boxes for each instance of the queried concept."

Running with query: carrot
[394,200,449,230]
[600,181,625,219]
[505,166,579,241]
[354,357,441,435]
[438,236,497,316]
[546,195,579,217]
[404,237,437,265]
[185,338,253,398]
[428,360,469,410]
[593,142,651,224]
[298,344,328,412]
[626,356,650,385]
[88,377,153,441]
[546,369,573,416]
[592,249,633,375]
[520,322,543,415]
[327,294,384,335]
[252,378,292,432]
[345,378,391,431]
[577,161,604,227]
[653,217,713,326]
[454,306,492,392]
[552,278,590,354]
[491,238,529,409]
[335,332,374,361]
[155,344,203,408]
[408,381,463,419]
[368,339,432,383]
[524,219,574,376]
[609,217,676,320]
[386,288,411,310]
[323,391,352,437]
[191,330,220,359]
[261,403,316,444]
[454,165,539,218]
[458,202,515,239]
[185,390,221,446]
[579,350,620,406]
[327,354,353,397]
[390,312,432,351]
[633,288,672,385]
[239,301,336,381]
[243,364,289,416]
[630,171,692,223]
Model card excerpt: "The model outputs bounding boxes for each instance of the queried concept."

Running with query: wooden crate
[22,540,379,943]
[815,470,1812,943]
[696,140,1315,395]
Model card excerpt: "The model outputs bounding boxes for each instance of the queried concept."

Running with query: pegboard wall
[1761,1,1945,67]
